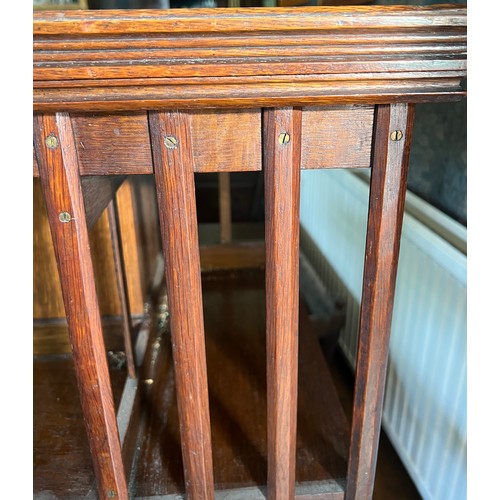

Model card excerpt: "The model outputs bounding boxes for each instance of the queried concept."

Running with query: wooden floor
[33,267,421,499]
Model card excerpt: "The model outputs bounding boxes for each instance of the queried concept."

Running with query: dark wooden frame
[33,6,466,500]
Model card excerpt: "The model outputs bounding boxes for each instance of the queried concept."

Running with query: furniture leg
[149,110,215,499]
[34,112,129,500]
[264,107,302,500]
[346,103,415,500]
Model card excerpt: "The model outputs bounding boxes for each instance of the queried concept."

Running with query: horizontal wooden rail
[33,106,374,176]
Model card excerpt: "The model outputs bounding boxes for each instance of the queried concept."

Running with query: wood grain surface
[34,177,151,322]
[190,110,262,173]
[302,106,374,170]
[33,107,374,176]
[149,110,215,499]
[32,7,467,499]
[71,112,153,176]
[264,108,302,500]
[33,6,466,111]
[33,112,128,499]
[345,103,415,500]
[133,269,349,497]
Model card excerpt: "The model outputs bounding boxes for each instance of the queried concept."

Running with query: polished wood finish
[346,103,415,500]
[149,110,215,499]
[71,112,153,176]
[33,317,133,357]
[34,309,156,499]
[33,6,466,112]
[36,110,262,176]
[33,107,374,177]
[133,269,349,497]
[302,106,373,170]
[33,113,128,500]
[33,7,466,500]
[190,110,261,173]
[107,198,136,379]
[264,108,302,499]
[33,178,67,320]
[34,177,153,322]
[34,290,420,499]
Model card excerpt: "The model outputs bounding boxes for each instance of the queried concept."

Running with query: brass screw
[278,132,290,145]
[45,134,58,149]
[164,136,178,149]
[107,490,117,498]
[390,130,403,141]
[59,212,72,223]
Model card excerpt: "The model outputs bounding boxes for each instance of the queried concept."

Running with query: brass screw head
[107,490,117,498]
[164,136,178,149]
[59,212,72,223]
[45,134,58,149]
[390,130,403,141]
[278,132,290,145]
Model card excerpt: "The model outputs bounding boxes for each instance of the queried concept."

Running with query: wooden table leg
[264,107,302,500]
[345,103,415,500]
[149,110,215,500]
[34,113,128,500]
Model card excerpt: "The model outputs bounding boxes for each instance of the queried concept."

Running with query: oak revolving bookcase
[33,5,467,500]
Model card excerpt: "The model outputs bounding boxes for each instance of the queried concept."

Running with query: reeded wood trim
[33,6,466,34]
[33,6,466,111]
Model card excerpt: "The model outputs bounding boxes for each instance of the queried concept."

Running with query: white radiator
[299,169,466,500]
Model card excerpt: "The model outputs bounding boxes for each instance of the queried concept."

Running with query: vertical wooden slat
[149,110,215,500]
[107,197,136,379]
[346,103,415,500]
[264,107,302,500]
[218,172,232,244]
[33,113,128,500]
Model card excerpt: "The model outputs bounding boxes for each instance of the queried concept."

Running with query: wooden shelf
[34,266,350,498]
[34,351,127,498]
[132,268,349,497]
